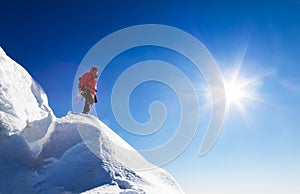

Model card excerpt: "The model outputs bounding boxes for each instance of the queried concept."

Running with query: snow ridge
[0,47,54,135]
[0,47,184,194]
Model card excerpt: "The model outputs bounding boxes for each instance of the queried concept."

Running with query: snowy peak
[0,48,184,194]
[0,47,54,136]
[0,47,5,57]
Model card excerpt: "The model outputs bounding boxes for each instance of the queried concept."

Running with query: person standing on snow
[78,67,99,114]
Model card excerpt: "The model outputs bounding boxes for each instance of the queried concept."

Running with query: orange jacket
[79,72,97,95]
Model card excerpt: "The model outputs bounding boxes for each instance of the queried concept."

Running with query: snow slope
[0,47,184,194]
[0,47,54,139]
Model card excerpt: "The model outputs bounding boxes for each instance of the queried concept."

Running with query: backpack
[78,77,86,92]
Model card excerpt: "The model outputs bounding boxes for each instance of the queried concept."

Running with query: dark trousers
[82,91,95,114]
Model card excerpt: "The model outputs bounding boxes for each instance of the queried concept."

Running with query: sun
[225,79,250,108]
[223,65,262,118]
[220,42,266,123]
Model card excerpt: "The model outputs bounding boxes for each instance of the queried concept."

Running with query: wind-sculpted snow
[0,48,184,194]
[0,47,54,135]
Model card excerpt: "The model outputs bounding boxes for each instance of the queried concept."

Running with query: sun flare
[225,80,250,107]
[223,66,262,116]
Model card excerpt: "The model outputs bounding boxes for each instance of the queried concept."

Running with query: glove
[80,90,86,96]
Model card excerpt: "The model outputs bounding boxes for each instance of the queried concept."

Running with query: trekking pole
[74,91,83,102]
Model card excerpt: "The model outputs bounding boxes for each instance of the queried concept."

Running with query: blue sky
[1,0,300,193]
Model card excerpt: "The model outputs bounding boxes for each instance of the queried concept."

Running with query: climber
[78,67,98,114]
